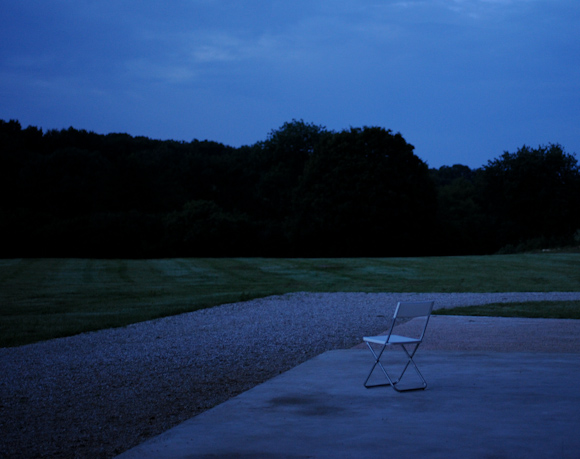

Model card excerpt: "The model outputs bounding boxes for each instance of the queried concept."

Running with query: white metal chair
[363,301,434,392]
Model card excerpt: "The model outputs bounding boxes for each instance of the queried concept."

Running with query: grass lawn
[1,253,579,347]
[435,300,580,320]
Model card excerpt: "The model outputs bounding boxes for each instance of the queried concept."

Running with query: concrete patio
[118,337,580,458]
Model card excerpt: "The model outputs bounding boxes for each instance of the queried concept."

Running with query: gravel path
[1,292,580,458]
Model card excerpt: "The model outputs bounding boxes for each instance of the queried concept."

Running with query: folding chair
[363,301,434,392]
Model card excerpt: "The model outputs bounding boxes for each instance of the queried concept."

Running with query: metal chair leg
[364,342,427,392]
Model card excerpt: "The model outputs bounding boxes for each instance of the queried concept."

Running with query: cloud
[123,59,199,85]
[1,0,578,167]
[188,32,281,63]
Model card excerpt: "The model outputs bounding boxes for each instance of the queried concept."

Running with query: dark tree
[243,120,330,253]
[430,165,486,255]
[250,120,328,215]
[289,127,437,256]
[3,118,577,257]
[479,144,580,251]
[163,200,254,256]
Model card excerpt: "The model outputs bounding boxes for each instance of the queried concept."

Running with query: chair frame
[363,301,434,392]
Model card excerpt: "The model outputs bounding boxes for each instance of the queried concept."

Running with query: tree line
[1,118,579,258]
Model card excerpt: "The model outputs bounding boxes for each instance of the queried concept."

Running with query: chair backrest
[389,301,434,342]
[394,301,434,319]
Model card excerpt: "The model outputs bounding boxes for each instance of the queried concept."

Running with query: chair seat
[363,334,421,345]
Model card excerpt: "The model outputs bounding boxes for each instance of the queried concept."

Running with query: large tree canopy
[289,127,436,256]
[251,120,329,219]
[479,144,580,251]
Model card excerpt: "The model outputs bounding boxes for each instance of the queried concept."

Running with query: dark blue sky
[1,0,578,168]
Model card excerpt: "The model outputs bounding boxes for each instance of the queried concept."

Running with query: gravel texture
[2,292,580,458]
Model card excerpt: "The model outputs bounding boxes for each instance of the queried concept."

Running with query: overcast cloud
[1,0,578,167]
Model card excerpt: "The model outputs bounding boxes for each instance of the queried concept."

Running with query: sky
[1,0,579,168]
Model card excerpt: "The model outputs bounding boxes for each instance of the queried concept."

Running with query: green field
[1,254,579,347]
[436,300,580,319]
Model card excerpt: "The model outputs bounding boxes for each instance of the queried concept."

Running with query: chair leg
[364,342,427,392]
[398,344,428,391]
[364,343,396,388]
